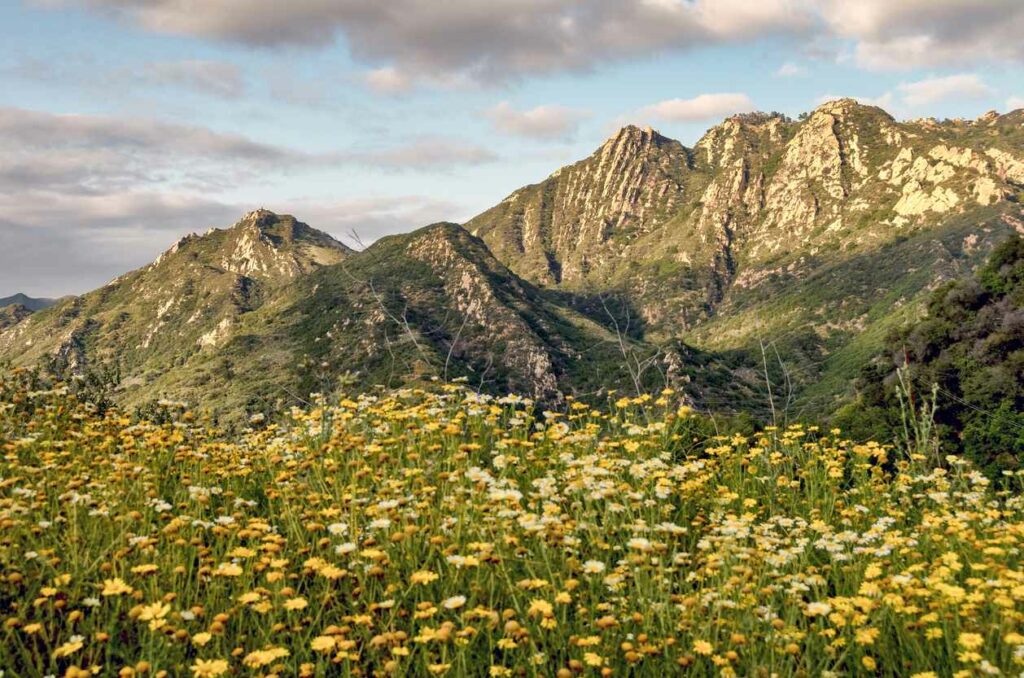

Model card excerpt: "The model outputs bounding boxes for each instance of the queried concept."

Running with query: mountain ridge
[468,98,1024,411]
[3,99,1023,418]
[0,293,58,312]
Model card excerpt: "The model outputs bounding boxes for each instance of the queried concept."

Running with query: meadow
[2,370,1023,677]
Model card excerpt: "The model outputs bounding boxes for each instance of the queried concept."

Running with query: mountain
[3,99,1023,419]
[215,222,739,409]
[0,209,350,400]
[469,99,1024,412]
[0,293,57,312]
[0,212,749,417]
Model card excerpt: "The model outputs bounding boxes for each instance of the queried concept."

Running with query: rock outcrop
[469,99,1024,410]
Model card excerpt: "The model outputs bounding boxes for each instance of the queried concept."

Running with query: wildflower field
[2,374,1024,677]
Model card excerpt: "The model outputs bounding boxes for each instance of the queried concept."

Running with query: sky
[2,1,1024,297]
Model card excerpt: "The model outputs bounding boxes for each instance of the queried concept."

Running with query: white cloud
[897,74,993,108]
[484,102,589,140]
[344,138,497,170]
[693,0,818,37]
[0,192,464,296]
[1007,96,1024,111]
[815,76,991,117]
[364,67,413,95]
[0,107,484,294]
[46,0,1024,85]
[775,61,807,77]
[821,0,1024,71]
[132,59,246,98]
[638,93,754,123]
[0,191,242,296]
[0,107,493,194]
[0,107,317,195]
[44,0,818,85]
[0,107,319,294]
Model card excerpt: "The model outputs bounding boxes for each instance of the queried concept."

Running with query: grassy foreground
[2,373,1024,677]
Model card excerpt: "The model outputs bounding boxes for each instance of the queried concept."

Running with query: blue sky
[3,0,1024,296]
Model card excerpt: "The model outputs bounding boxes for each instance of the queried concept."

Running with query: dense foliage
[4,371,1024,677]
[837,235,1024,472]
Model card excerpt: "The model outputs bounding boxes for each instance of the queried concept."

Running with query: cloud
[0,106,490,190]
[343,138,498,171]
[0,107,300,163]
[816,76,991,117]
[775,61,807,77]
[0,107,317,196]
[0,107,315,294]
[364,67,413,95]
[1007,96,1024,112]
[45,0,1024,85]
[897,74,993,108]
[0,191,464,296]
[0,105,496,295]
[0,107,481,294]
[484,102,589,140]
[44,0,818,85]
[820,0,1024,71]
[638,93,754,123]
[3,55,246,100]
[0,188,465,296]
[131,59,246,98]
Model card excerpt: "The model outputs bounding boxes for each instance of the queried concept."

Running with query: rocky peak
[407,221,466,241]
[729,111,788,125]
[148,210,350,280]
[221,211,349,278]
[603,124,670,150]
[702,111,789,140]
[468,96,1024,343]
[977,110,1000,124]
[232,209,340,248]
[239,207,278,228]
[593,124,684,176]
[695,112,789,168]
[812,98,893,121]
[401,223,510,281]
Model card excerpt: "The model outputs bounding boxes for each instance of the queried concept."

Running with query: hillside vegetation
[839,235,1024,472]
[2,371,1024,677]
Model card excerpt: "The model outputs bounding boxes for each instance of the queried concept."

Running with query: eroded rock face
[471,98,1024,332]
[406,227,560,399]
[218,209,350,279]
[467,125,692,286]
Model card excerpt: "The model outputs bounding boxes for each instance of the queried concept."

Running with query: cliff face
[467,125,695,286]
[470,99,1024,409]
[473,101,1024,318]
